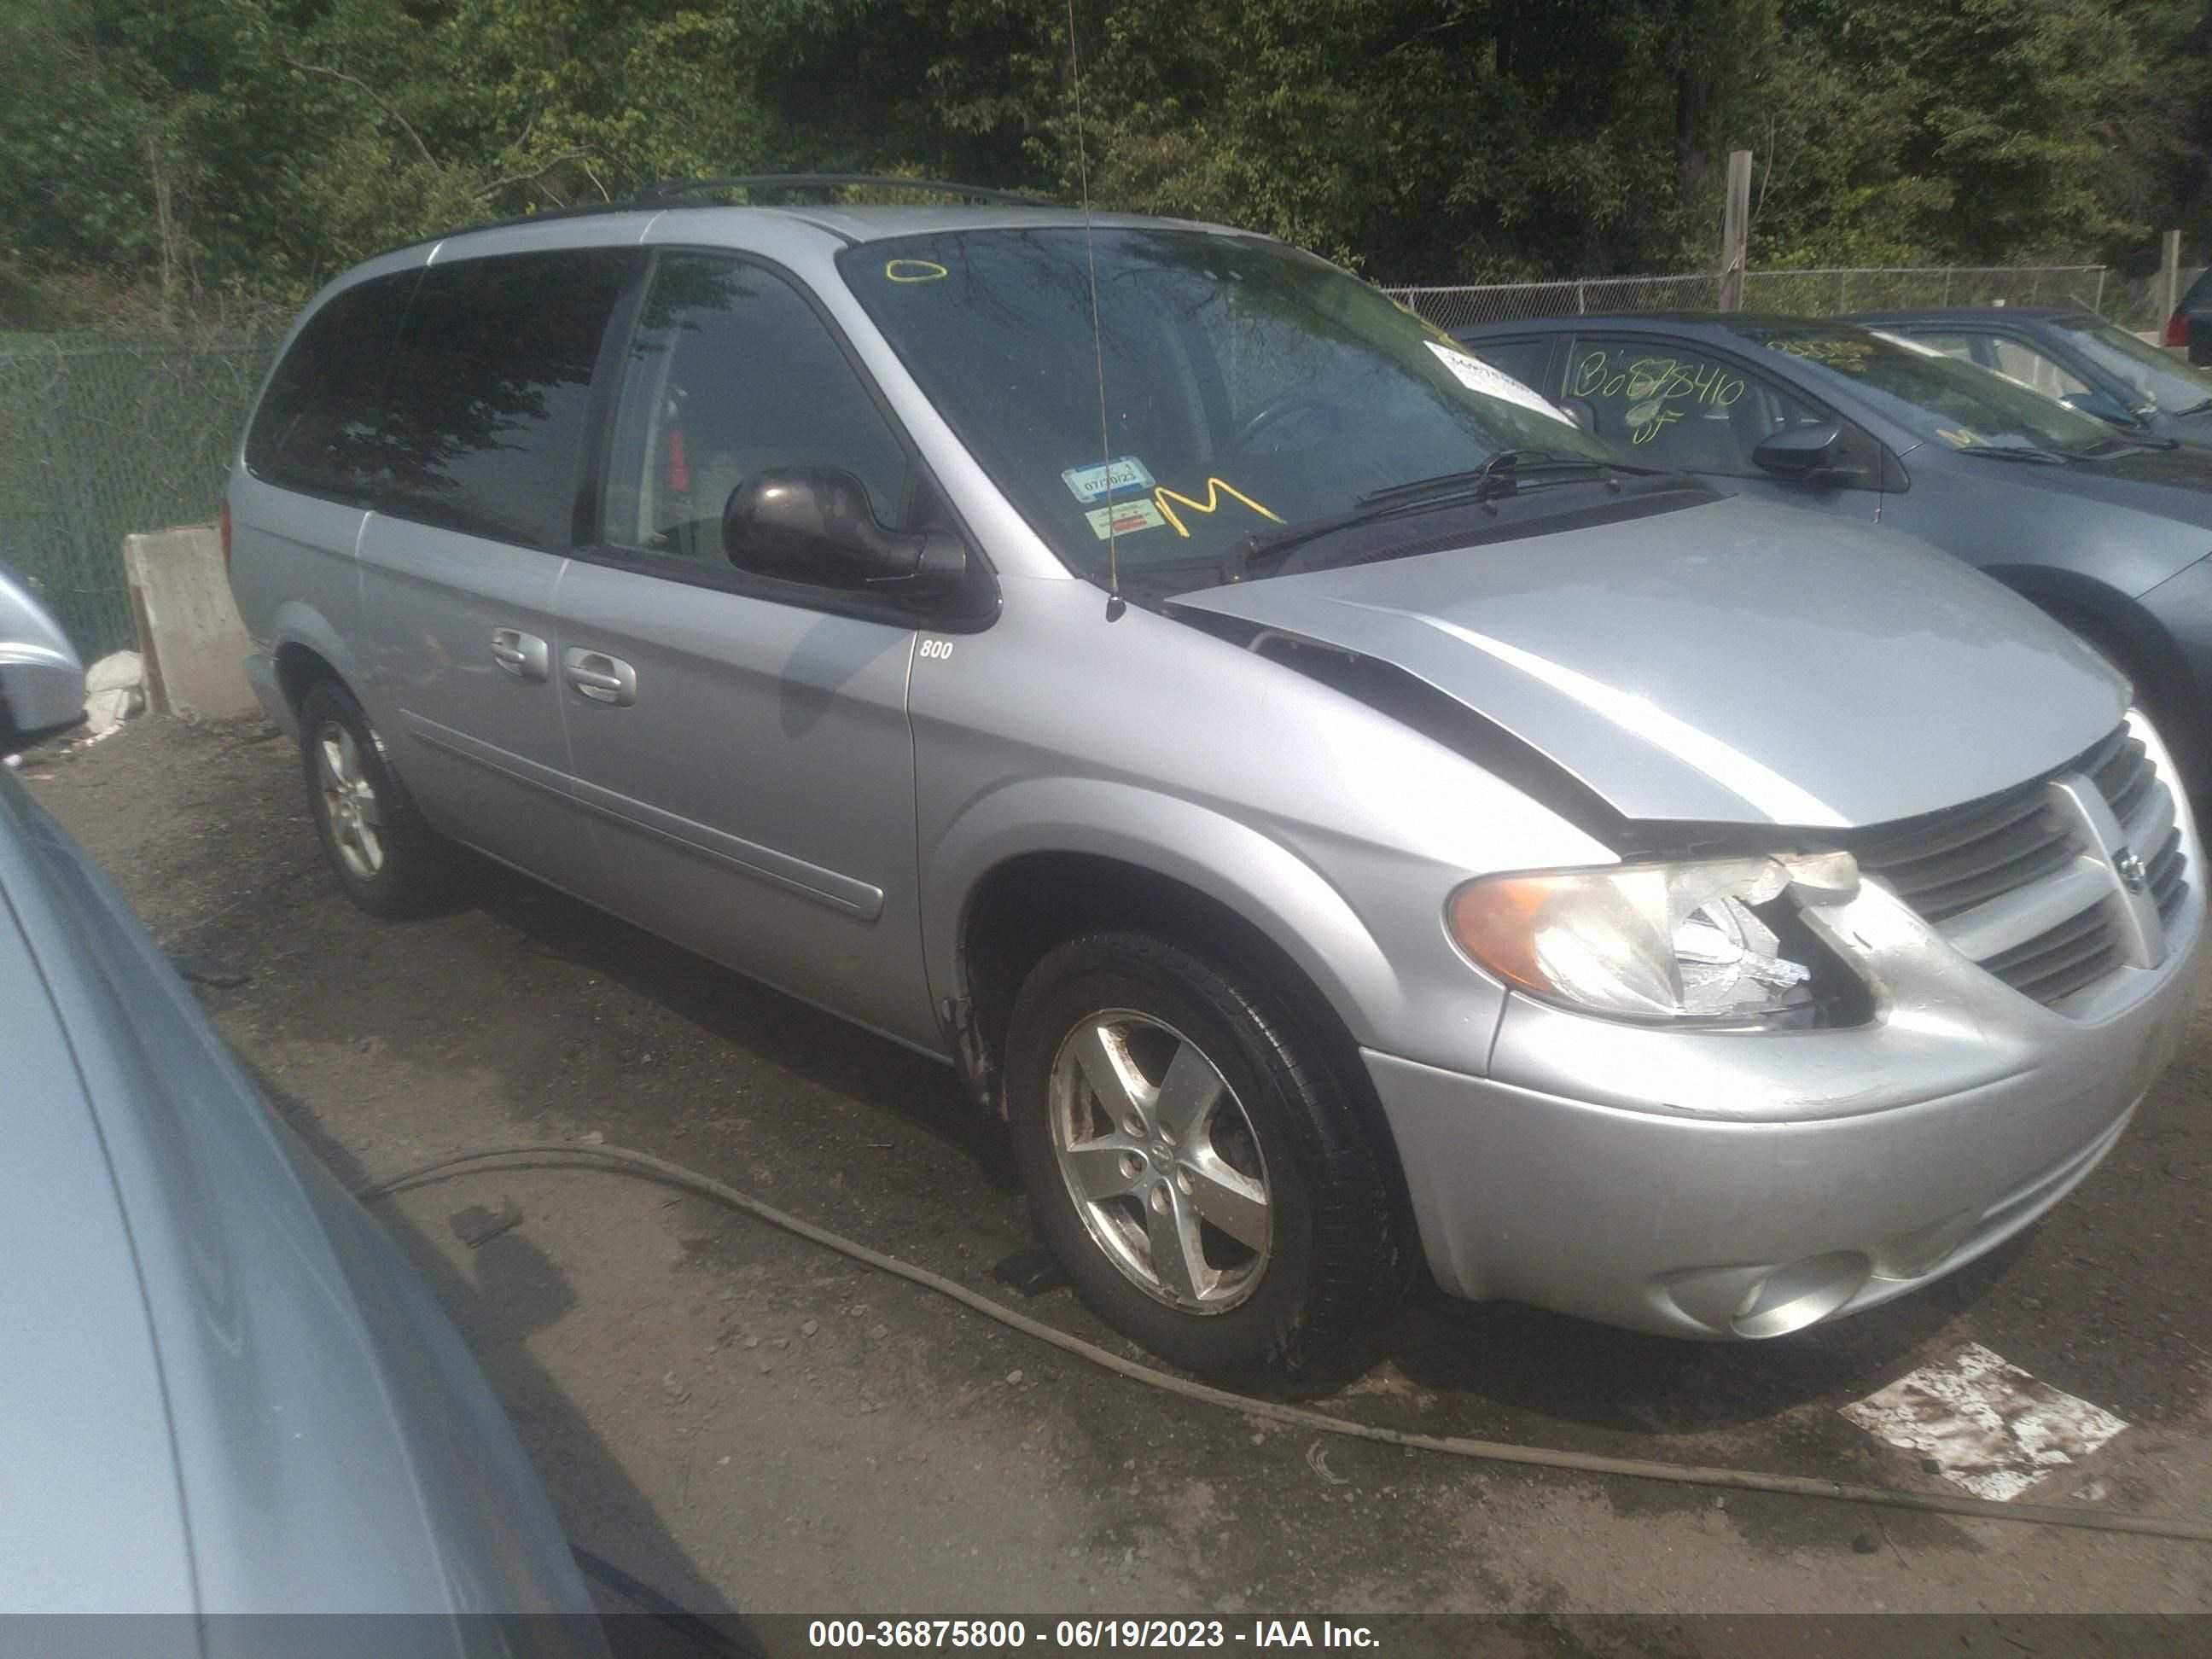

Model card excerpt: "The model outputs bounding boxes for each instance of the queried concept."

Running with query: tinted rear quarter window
[245,271,419,501]
[1461,336,1554,393]
[376,248,637,550]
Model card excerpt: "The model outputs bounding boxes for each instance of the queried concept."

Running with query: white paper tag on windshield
[1425,342,1575,426]
[1086,499,1167,538]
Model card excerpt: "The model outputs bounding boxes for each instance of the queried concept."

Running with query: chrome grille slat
[2012,941,2126,1006]
[2103,740,2155,824]
[1854,721,2186,1012]
[1884,818,2075,921]
[2159,882,2190,926]
[2080,725,2133,788]
[1980,905,2114,984]
[1936,860,2108,962]
[1854,785,2047,869]
[2148,826,2186,922]
[2124,770,2177,859]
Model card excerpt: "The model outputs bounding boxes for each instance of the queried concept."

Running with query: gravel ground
[21,713,2212,1632]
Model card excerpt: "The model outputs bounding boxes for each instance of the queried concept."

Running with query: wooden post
[1718,149,1752,311]
[2162,230,2183,328]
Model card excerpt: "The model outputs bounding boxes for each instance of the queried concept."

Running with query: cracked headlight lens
[1447,854,1854,1025]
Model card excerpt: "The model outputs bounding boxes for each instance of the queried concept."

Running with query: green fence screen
[0,331,276,660]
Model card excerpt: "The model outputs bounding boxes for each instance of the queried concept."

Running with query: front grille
[1976,900,2122,1007]
[1854,778,2074,923]
[1854,723,2187,1011]
[2091,729,2189,924]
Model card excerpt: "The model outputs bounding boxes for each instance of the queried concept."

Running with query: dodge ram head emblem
[2115,847,2150,894]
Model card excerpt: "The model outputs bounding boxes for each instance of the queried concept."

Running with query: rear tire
[1004,927,1405,1384]
[297,679,452,918]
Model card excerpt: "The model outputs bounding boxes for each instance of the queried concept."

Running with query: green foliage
[0,0,2205,323]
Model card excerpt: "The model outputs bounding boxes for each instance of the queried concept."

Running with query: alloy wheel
[1046,1009,1272,1313]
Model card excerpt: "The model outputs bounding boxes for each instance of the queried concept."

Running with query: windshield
[1741,325,2122,457]
[2046,317,2212,416]
[839,228,1614,575]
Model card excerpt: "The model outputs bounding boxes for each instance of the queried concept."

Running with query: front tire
[1005,928,1405,1384]
[297,679,451,917]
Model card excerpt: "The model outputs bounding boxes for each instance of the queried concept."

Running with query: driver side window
[1567,337,1821,474]
[602,253,911,565]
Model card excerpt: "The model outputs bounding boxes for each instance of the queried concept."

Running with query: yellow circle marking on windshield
[886,259,949,283]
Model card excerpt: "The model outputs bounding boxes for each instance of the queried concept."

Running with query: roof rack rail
[639,174,1048,208]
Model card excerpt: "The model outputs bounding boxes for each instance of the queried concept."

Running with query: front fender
[924,776,1406,1050]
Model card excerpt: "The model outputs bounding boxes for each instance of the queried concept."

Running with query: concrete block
[123,524,258,721]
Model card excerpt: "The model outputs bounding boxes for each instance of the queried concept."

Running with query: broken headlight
[1447,853,1860,1027]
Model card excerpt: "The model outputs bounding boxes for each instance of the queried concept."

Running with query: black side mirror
[1752,422,1858,483]
[0,567,85,752]
[724,468,966,600]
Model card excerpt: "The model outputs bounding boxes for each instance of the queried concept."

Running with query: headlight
[1447,853,1859,1025]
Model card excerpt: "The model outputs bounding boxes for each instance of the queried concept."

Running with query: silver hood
[1171,495,2125,829]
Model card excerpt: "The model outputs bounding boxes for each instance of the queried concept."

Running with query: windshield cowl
[1113,469,1716,599]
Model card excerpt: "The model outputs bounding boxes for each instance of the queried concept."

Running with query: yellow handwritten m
[1152,479,1284,538]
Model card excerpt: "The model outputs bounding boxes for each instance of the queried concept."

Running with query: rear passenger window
[1462,337,1553,395]
[600,253,911,567]
[244,271,419,501]
[376,248,636,550]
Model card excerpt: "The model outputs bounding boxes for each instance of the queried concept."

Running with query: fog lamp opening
[1730,1251,1871,1338]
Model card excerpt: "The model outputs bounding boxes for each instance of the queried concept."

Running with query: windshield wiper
[1951,443,2071,465]
[2172,398,2212,416]
[1223,451,1657,581]
[1359,450,1668,508]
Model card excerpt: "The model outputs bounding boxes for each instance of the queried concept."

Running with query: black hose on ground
[358,1141,2212,1549]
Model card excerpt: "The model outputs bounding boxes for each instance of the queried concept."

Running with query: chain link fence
[2102,267,2206,333]
[0,330,276,660]
[1384,274,1722,333]
[1386,264,2119,334]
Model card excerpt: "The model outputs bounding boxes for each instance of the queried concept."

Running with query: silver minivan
[228,189,2207,1381]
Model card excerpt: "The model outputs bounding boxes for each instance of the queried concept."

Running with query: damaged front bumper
[1366,813,2209,1339]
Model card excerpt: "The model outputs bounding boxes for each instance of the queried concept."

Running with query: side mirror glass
[1752,422,1853,482]
[0,566,85,752]
[723,468,965,601]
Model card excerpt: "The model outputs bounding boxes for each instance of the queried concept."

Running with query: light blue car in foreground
[0,567,605,1641]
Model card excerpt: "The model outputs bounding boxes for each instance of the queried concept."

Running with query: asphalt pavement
[24,714,2212,1629]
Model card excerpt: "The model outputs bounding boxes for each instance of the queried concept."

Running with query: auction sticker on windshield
[1086,499,1167,538]
[1426,342,1575,426]
[1062,456,1157,503]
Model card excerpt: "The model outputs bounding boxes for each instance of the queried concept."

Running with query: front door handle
[562,647,637,707]
[490,628,550,681]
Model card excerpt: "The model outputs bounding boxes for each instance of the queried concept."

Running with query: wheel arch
[929,784,1416,1231]
[266,602,367,718]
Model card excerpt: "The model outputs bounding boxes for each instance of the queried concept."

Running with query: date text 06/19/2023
[804,1618,1383,1650]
